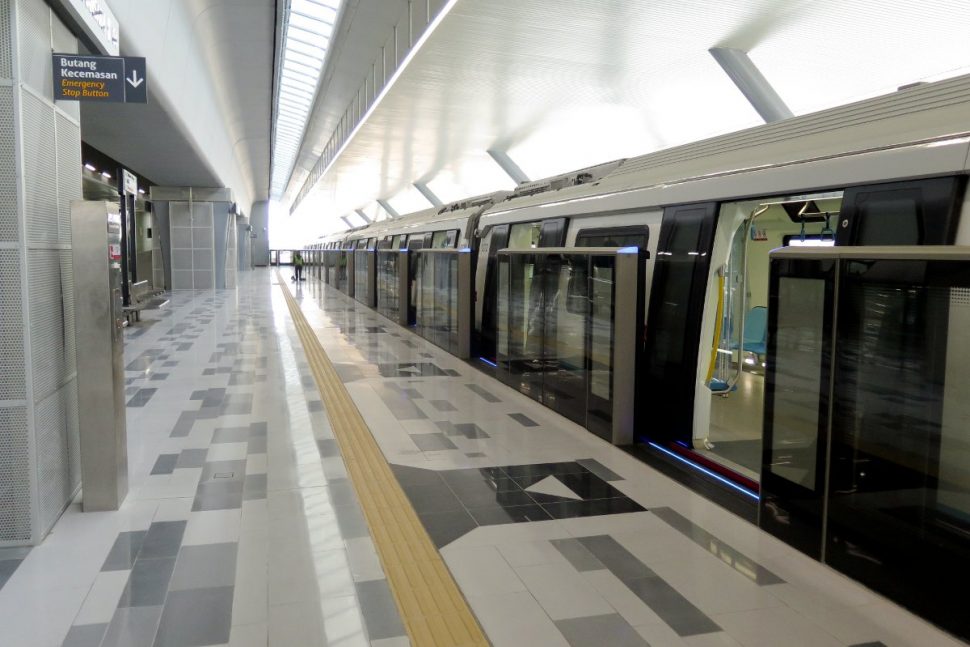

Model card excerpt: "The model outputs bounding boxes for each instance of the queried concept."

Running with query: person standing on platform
[293,251,305,282]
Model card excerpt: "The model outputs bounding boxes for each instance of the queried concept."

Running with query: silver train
[305,73,970,492]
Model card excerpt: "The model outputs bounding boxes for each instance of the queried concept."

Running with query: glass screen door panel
[759,262,834,560]
[824,260,970,636]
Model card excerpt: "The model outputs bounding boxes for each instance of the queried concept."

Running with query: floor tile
[74,570,132,625]
[355,579,406,640]
[153,586,234,647]
[515,562,615,620]
[466,590,570,647]
[118,557,176,607]
[61,623,109,647]
[101,605,164,647]
[102,531,148,571]
[556,613,648,647]
[139,521,187,559]
[409,433,458,451]
[169,543,238,591]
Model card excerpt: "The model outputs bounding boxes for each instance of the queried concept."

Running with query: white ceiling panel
[290,0,970,230]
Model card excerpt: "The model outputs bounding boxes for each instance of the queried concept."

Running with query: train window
[431,230,458,248]
[838,176,966,246]
[509,222,541,249]
[538,218,568,247]
[406,234,424,251]
[576,226,649,249]
[391,235,403,250]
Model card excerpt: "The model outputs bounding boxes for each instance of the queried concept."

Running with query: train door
[697,194,841,482]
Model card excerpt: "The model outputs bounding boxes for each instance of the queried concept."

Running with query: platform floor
[0,269,962,647]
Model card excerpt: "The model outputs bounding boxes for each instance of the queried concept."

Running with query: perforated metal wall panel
[0,0,12,80]
[0,406,30,543]
[16,0,52,101]
[34,385,71,533]
[28,253,67,402]
[169,201,216,289]
[21,91,57,245]
[0,249,25,401]
[49,15,78,121]
[55,114,81,243]
[0,86,17,243]
[225,214,237,289]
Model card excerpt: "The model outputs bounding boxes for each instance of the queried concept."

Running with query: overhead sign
[50,0,120,56]
[122,169,138,195]
[52,54,146,103]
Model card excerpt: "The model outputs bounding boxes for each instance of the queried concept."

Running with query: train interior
[696,192,843,480]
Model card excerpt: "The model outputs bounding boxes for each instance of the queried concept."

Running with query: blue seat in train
[729,306,767,356]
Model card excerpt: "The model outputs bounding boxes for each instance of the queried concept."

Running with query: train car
[472,73,970,490]
[309,73,970,494]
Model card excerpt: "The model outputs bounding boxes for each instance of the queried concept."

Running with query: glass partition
[496,250,625,439]
[354,249,372,304]
[414,250,463,355]
[377,250,402,322]
[761,248,970,642]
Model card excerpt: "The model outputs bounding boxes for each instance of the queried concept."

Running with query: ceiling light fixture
[270,0,342,199]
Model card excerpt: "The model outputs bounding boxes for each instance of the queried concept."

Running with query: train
[304,72,970,494]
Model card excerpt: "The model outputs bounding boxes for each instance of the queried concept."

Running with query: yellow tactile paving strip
[278,274,489,647]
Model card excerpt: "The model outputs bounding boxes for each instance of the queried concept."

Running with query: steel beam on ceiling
[341,215,354,228]
[413,182,443,208]
[376,199,399,219]
[486,149,529,184]
[709,47,793,123]
[354,209,373,224]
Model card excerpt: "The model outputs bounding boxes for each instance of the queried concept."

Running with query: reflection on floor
[705,370,765,479]
[0,270,961,647]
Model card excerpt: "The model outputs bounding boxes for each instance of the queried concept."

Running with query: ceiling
[288,0,970,236]
[80,0,275,211]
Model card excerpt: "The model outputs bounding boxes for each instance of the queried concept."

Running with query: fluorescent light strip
[295,0,462,206]
[271,0,342,195]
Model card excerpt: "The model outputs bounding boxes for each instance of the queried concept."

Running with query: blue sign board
[52,54,147,103]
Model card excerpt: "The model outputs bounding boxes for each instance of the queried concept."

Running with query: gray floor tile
[410,433,458,451]
[429,399,458,412]
[0,558,23,589]
[211,427,251,443]
[466,383,501,403]
[200,460,247,483]
[170,412,197,438]
[61,623,108,647]
[575,459,622,481]
[169,543,237,591]
[192,480,244,512]
[577,535,654,580]
[102,530,148,571]
[356,579,406,640]
[101,606,163,647]
[249,422,268,438]
[317,438,340,457]
[151,454,179,476]
[555,614,647,647]
[247,436,267,454]
[334,503,370,539]
[508,413,539,427]
[651,507,784,585]
[326,479,358,507]
[550,538,605,572]
[175,449,207,469]
[118,557,176,607]
[153,586,233,647]
[139,522,187,559]
[243,474,267,501]
[417,509,478,548]
[624,576,721,636]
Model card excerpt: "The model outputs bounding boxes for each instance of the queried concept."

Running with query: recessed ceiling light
[84,163,96,171]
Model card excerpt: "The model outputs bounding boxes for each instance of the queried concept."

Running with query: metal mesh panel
[28,252,67,402]
[0,249,25,400]
[16,0,52,101]
[50,14,79,121]
[34,385,70,534]
[21,91,57,244]
[55,114,81,243]
[0,0,12,80]
[65,376,79,489]
[0,86,17,243]
[59,249,75,377]
[0,405,30,542]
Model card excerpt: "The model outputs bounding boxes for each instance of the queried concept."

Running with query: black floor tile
[391,464,447,488]
[402,483,464,515]
[541,497,646,519]
[504,462,588,483]
[508,413,539,427]
[151,454,179,476]
[417,509,478,548]
[469,503,553,525]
